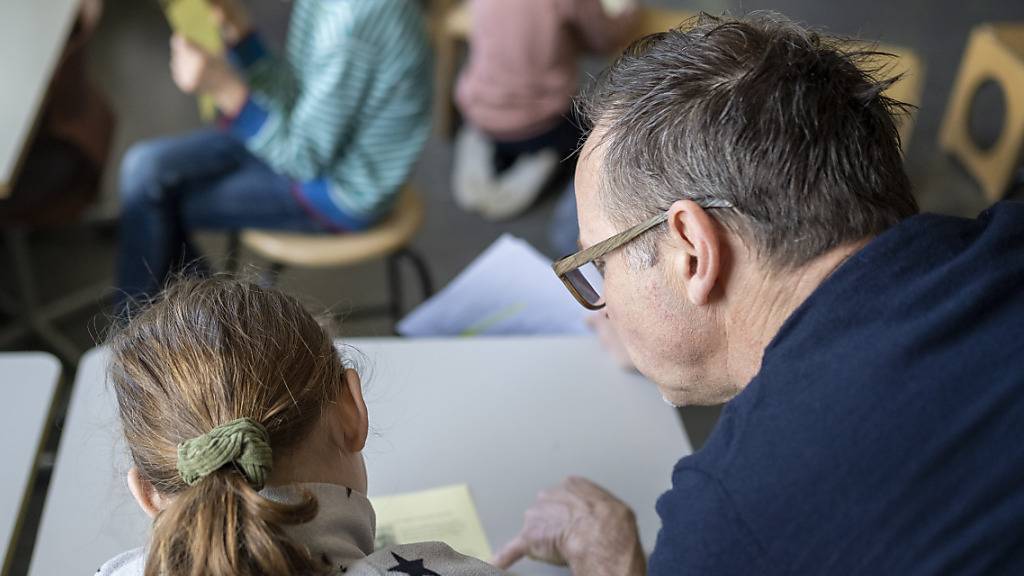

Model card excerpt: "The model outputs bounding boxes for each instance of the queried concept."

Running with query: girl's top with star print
[95,483,504,576]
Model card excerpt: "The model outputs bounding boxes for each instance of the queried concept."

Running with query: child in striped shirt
[117,0,431,305]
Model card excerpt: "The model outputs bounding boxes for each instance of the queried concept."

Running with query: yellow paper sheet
[161,0,223,121]
[370,484,492,561]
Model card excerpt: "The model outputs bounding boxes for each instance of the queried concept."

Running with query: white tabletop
[30,337,690,575]
[0,352,61,573]
[0,0,81,196]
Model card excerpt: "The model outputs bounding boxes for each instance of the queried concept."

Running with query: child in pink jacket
[453,0,638,220]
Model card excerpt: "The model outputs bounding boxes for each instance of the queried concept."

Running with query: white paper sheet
[398,234,593,337]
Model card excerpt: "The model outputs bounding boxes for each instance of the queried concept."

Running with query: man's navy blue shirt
[649,202,1024,574]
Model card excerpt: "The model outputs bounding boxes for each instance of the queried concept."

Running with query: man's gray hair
[580,12,919,269]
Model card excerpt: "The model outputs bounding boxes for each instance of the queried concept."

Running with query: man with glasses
[492,12,1024,576]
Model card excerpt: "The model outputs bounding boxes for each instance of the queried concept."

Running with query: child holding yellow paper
[117,0,431,307]
[98,278,502,576]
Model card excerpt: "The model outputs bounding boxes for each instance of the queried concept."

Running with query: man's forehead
[575,131,613,249]
[580,124,609,159]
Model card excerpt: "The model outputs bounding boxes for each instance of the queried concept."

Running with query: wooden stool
[237,187,434,325]
[940,23,1024,202]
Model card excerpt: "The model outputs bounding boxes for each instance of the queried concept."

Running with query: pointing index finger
[491,533,529,569]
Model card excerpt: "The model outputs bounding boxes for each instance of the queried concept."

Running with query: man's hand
[207,0,252,44]
[492,477,646,576]
[170,34,248,115]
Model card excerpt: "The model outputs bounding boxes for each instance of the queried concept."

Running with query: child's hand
[207,0,252,44]
[170,34,222,94]
[170,34,248,115]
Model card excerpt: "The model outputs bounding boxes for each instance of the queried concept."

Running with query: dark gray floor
[4,1,1024,573]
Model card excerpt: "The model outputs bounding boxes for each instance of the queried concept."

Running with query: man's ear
[665,199,722,305]
[127,466,163,519]
[326,368,369,454]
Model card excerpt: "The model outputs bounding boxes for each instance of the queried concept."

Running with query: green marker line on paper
[460,302,528,336]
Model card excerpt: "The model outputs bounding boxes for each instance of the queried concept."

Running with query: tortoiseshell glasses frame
[552,199,734,310]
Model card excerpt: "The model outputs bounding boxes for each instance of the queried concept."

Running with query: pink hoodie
[455,0,638,141]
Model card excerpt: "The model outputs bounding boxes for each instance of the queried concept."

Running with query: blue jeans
[117,129,326,304]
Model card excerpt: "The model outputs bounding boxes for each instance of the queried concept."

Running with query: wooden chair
[940,23,1024,202]
[235,186,434,326]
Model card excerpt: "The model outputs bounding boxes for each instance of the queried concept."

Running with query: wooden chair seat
[236,186,434,328]
[240,186,425,268]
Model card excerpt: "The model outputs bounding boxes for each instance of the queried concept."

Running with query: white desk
[30,337,690,575]
[0,0,81,197]
[0,352,61,575]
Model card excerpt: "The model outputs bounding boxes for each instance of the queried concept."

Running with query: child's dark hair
[109,278,346,576]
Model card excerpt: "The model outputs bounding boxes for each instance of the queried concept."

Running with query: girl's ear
[127,466,163,519]
[326,368,369,453]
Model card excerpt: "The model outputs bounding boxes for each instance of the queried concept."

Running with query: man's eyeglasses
[552,199,734,310]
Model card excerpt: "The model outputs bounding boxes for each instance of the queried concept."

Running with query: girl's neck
[268,431,368,494]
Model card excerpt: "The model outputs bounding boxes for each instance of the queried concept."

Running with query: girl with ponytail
[98,278,503,576]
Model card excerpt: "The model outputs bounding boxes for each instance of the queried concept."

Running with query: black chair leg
[398,248,435,301]
[2,228,82,367]
[386,253,405,327]
[385,248,434,330]
[225,231,241,274]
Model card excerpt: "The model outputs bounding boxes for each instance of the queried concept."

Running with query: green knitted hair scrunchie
[176,417,273,490]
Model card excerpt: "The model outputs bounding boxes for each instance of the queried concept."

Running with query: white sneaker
[452,125,496,212]
[479,149,560,221]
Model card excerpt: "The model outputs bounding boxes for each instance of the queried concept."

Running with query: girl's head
[109,278,368,576]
